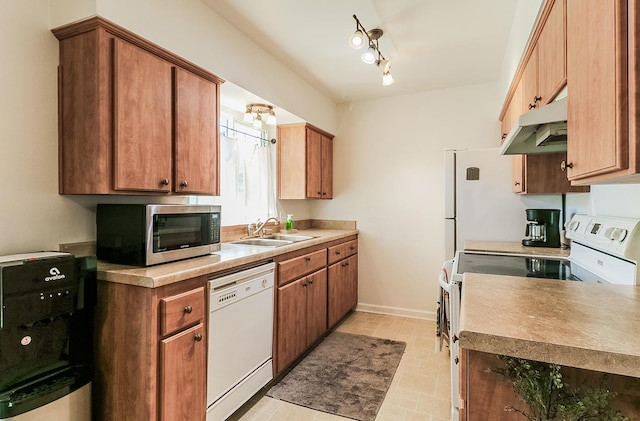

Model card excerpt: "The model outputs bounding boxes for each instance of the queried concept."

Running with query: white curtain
[219,133,277,225]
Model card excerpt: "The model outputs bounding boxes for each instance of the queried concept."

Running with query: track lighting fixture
[244,103,277,129]
[349,14,394,86]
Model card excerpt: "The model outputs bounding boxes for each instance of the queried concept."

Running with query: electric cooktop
[455,252,605,282]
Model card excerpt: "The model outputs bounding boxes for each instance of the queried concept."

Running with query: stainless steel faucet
[248,217,280,237]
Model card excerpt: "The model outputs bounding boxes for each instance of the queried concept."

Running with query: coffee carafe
[522,209,561,248]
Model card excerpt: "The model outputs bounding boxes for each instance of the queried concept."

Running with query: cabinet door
[512,156,525,193]
[501,84,523,143]
[159,323,206,421]
[538,0,567,105]
[305,268,327,347]
[321,135,333,198]
[276,278,307,373]
[345,254,358,315]
[174,68,219,195]
[306,128,323,198]
[521,47,540,112]
[463,349,522,421]
[113,39,173,192]
[566,0,628,180]
[327,255,358,328]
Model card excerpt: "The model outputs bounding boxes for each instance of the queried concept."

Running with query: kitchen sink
[263,234,315,242]
[230,234,316,247]
[231,238,293,247]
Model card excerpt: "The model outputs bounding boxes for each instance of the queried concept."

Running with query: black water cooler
[0,252,96,420]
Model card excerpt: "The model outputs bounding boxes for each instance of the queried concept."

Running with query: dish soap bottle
[286,214,294,231]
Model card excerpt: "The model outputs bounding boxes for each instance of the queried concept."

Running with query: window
[196,112,278,226]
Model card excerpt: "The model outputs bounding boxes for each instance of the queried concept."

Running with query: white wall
[0,1,96,254]
[321,83,507,318]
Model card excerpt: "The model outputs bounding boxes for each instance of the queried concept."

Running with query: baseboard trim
[355,303,436,321]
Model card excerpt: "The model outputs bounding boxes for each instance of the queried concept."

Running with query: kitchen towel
[266,331,406,421]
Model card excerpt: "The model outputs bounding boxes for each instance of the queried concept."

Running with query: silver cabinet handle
[160,178,169,186]
[184,305,193,314]
[180,181,188,187]
[194,333,203,342]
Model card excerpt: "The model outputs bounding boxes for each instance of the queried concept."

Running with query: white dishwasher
[206,262,275,421]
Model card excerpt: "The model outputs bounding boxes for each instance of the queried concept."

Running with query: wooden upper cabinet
[278,123,335,199]
[320,133,333,198]
[52,17,223,195]
[519,0,566,113]
[500,82,523,142]
[511,156,525,194]
[538,0,567,105]
[174,68,220,195]
[521,46,540,112]
[499,0,587,194]
[566,0,632,183]
[113,39,173,192]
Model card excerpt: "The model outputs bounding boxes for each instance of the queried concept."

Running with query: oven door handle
[439,271,451,292]
[438,259,454,292]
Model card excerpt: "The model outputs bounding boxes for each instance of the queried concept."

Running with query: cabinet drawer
[327,240,358,265]
[159,287,205,337]
[278,249,327,286]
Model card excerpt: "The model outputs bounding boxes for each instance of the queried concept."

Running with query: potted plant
[493,356,629,421]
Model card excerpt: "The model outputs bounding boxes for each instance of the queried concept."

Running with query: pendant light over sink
[243,103,277,129]
[348,14,394,86]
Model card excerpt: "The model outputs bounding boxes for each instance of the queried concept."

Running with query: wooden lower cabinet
[328,254,358,328]
[273,236,358,375]
[159,323,206,421]
[461,349,640,420]
[460,349,523,420]
[276,268,327,373]
[94,276,206,421]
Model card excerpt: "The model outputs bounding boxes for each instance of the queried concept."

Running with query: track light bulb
[361,46,376,64]
[382,71,394,86]
[349,30,365,49]
[382,61,394,86]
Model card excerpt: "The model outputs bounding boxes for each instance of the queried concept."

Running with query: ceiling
[203,0,522,115]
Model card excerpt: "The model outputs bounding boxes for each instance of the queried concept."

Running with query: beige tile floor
[229,311,452,421]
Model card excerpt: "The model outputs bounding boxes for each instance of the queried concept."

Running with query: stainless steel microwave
[96,204,221,266]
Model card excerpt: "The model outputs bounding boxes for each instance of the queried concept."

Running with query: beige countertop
[97,228,357,288]
[464,240,570,258]
[459,273,640,378]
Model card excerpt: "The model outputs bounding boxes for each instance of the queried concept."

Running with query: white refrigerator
[444,148,560,259]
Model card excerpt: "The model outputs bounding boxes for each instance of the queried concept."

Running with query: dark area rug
[266,331,406,421]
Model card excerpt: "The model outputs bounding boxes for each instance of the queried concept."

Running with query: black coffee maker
[522,209,561,248]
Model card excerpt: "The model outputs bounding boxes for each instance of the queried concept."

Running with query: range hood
[499,97,568,155]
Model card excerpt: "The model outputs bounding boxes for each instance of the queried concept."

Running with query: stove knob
[612,228,627,242]
[566,220,580,231]
[604,227,615,240]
